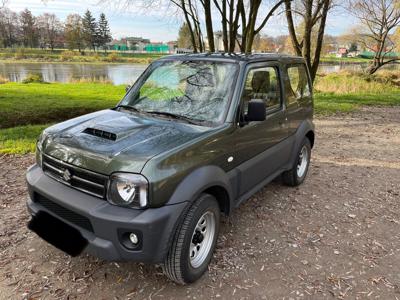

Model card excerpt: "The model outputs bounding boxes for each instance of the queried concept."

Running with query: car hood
[42,109,213,175]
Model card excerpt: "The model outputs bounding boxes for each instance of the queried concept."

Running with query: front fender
[166,165,234,209]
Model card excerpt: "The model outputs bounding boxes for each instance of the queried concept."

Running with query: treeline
[0,8,112,51]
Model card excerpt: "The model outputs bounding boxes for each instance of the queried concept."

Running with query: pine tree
[97,13,112,52]
[82,10,97,51]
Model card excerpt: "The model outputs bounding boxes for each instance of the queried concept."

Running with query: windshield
[120,60,238,124]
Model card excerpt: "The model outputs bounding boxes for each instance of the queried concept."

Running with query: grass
[0,48,166,64]
[321,55,372,64]
[313,70,400,114]
[0,82,125,129]
[0,124,50,154]
[0,70,399,154]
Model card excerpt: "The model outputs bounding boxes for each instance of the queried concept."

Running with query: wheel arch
[305,130,315,148]
[288,119,315,166]
[166,165,234,215]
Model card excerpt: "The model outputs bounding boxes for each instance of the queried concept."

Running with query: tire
[282,137,311,186]
[162,193,220,284]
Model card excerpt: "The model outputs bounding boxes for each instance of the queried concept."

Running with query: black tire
[282,137,311,186]
[162,193,220,284]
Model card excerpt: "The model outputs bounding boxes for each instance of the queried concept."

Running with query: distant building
[166,41,177,53]
[337,47,348,58]
[144,42,169,53]
[126,37,151,51]
[106,37,170,53]
[210,31,241,52]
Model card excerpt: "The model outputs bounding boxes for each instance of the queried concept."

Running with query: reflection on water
[0,63,147,85]
[319,63,399,74]
[0,62,398,85]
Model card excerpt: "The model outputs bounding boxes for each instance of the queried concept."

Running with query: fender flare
[288,119,315,166]
[166,165,234,213]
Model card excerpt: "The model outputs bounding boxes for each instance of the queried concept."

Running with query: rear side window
[287,64,311,102]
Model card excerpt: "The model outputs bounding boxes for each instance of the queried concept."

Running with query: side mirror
[125,85,131,93]
[247,99,266,122]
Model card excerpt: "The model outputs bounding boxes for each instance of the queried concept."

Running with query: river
[0,62,398,85]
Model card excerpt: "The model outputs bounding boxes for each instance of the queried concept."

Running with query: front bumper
[26,164,187,263]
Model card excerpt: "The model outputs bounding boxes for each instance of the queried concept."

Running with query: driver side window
[241,66,281,114]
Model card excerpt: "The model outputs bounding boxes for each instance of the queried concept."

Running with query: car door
[232,62,290,196]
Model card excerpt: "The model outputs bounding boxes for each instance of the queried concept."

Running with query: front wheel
[162,193,220,284]
[282,138,311,186]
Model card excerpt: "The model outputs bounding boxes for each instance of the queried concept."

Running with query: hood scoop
[82,127,117,141]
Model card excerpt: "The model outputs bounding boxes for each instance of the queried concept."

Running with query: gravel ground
[1,107,399,300]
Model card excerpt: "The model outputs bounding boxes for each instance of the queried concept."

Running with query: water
[0,63,147,85]
[0,62,398,85]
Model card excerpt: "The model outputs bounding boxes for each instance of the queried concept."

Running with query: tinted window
[287,64,311,102]
[241,66,281,113]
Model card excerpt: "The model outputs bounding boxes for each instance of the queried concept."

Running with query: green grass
[0,82,125,128]
[0,70,399,154]
[313,70,400,114]
[0,124,50,154]
[321,55,372,64]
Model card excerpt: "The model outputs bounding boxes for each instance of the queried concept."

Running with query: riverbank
[0,48,165,64]
[1,71,399,154]
[320,56,372,64]
[0,48,374,65]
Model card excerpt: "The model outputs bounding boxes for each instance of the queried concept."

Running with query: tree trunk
[284,0,302,56]
[310,0,330,82]
[203,0,215,52]
[302,0,313,75]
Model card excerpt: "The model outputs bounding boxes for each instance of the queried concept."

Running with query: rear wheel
[282,138,311,186]
[162,193,220,284]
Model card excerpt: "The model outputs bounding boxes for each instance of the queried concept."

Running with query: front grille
[42,154,108,198]
[34,193,94,233]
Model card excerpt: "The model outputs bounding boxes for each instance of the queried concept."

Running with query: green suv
[26,53,315,284]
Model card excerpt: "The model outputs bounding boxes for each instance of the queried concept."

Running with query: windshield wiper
[145,111,204,125]
[116,104,142,113]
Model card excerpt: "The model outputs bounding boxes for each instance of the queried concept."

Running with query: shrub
[60,50,76,61]
[14,48,26,59]
[68,76,112,84]
[106,52,119,62]
[0,75,9,84]
[22,73,45,84]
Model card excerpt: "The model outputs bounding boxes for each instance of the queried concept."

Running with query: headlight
[107,173,148,208]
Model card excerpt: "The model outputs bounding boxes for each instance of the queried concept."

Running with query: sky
[7,0,356,43]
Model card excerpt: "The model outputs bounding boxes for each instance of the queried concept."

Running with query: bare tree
[284,0,333,82]
[65,14,84,52]
[100,0,284,53]
[37,13,63,51]
[348,0,400,74]
[0,8,18,47]
[1,0,8,9]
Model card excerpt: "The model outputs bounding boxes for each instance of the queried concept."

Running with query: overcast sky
[7,0,356,42]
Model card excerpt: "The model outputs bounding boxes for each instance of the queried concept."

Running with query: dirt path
[1,107,399,299]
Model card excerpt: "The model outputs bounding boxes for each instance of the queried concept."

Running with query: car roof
[158,52,305,64]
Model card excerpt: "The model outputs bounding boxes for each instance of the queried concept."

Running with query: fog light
[129,233,139,245]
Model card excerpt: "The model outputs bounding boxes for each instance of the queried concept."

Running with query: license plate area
[28,211,88,257]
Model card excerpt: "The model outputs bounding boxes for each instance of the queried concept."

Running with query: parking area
[1,107,399,299]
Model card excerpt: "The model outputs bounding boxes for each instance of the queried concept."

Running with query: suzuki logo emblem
[63,169,72,182]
